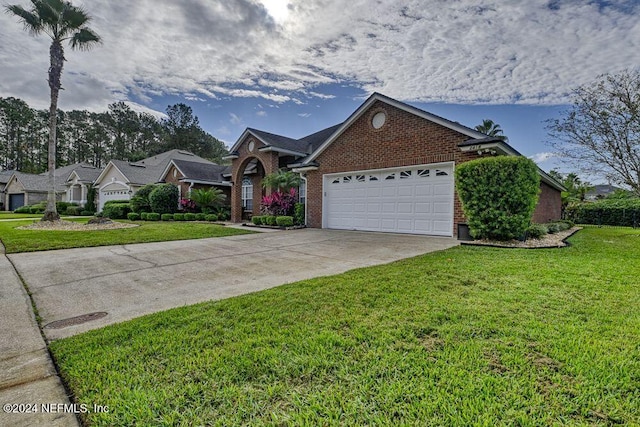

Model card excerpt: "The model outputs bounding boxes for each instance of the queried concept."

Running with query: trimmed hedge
[252,216,263,225]
[14,205,31,213]
[565,199,640,227]
[65,206,82,216]
[102,203,131,219]
[276,216,294,227]
[205,214,217,221]
[265,216,277,226]
[80,210,93,216]
[184,213,197,221]
[173,213,185,221]
[127,212,140,221]
[140,212,149,220]
[161,213,174,221]
[195,213,206,221]
[456,156,540,240]
[147,213,160,221]
[103,200,130,207]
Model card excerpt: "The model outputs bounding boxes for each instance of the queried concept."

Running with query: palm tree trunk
[43,40,64,221]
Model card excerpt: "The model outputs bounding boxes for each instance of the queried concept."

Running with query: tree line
[0,97,229,173]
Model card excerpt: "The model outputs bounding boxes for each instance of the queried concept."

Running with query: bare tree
[547,70,640,196]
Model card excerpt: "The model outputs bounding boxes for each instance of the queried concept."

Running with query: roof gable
[303,93,487,164]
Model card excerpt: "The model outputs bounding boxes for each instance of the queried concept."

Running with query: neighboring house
[0,170,14,211]
[585,184,623,200]
[160,159,232,203]
[3,171,66,211]
[64,163,102,208]
[225,93,564,237]
[93,150,227,211]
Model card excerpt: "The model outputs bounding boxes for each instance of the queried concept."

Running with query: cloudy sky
[2,0,639,178]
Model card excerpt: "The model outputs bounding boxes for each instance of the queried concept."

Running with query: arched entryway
[231,156,270,222]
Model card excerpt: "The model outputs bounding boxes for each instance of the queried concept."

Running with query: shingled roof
[171,159,230,183]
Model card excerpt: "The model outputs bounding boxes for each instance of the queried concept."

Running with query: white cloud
[229,113,242,125]
[529,152,556,163]
[2,0,639,111]
[298,113,312,118]
[256,110,268,117]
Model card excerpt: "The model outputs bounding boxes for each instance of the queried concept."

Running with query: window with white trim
[299,180,306,204]
[242,177,253,211]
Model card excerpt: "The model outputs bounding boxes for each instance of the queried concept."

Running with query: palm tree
[6,0,100,221]
[261,169,301,192]
[189,188,226,214]
[475,119,508,141]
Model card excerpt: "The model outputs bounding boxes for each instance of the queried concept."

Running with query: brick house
[160,159,231,204]
[225,93,563,237]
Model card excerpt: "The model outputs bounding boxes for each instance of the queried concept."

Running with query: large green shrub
[147,213,160,221]
[130,184,157,213]
[149,184,179,214]
[127,212,140,221]
[184,213,196,221]
[140,212,149,221]
[189,188,226,214]
[205,214,217,221]
[173,213,185,221]
[161,213,174,221]
[565,199,640,226]
[455,156,540,240]
[102,203,131,219]
[252,216,263,225]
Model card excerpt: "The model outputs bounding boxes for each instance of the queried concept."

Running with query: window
[299,181,306,204]
[242,177,253,211]
[343,176,352,183]
[436,169,449,176]
[332,178,340,184]
[400,170,411,179]
[369,175,378,181]
[356,175,365,182]
[385,173,395,180]
[417,169,430,178]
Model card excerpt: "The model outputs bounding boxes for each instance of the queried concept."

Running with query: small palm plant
[189,188,226,214]
[261,169,301,192]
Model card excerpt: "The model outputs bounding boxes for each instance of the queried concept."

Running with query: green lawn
[0,212,45,219]
[50,228,640,426]
[0,219,254,253]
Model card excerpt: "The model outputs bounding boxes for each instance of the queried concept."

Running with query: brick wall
[533,181,562,223]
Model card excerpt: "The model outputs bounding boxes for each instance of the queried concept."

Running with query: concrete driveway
[9,229,458,340]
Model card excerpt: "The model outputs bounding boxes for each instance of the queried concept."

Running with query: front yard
[0,219,254,253]
[49,228,639,426]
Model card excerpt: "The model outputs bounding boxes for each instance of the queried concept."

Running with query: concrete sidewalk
[0,243,78,427]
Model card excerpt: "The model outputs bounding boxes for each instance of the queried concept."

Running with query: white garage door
[323,163,454,236]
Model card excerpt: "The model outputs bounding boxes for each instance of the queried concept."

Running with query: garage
[9,193,25,211]
[323,163,454,236]
[98,183,130,211]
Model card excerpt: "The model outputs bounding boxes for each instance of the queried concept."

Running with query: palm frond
[61,3,91,30]
[5,5,43,35]
[70,28,101,50]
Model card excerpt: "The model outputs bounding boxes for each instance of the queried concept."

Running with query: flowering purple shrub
[180,198,197,213]
[261,188,297,216]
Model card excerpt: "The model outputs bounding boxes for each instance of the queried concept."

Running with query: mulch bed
[460,227,581,249]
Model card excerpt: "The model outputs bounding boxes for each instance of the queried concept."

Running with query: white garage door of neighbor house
[323,163,454,236]
[99,188,130,211]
